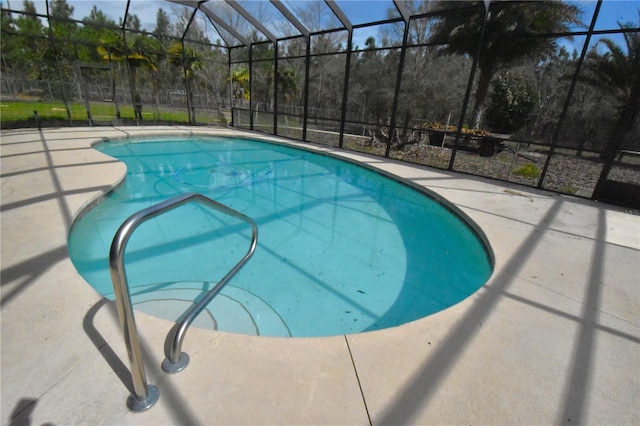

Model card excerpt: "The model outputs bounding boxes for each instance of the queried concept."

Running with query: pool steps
[130,283,291,337]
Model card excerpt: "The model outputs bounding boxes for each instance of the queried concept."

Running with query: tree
[43,0,78,83]
[174,7,206,43]
[516,47,575,143]
[119,13,141,32]
[249,40,275,109]
[583,14,640,196]
[429,0,581,129]
[278,67,299,104]
[85,5,115,27]
[48,0,76,47]
[98,31,160,75]
[231,66,250,100]
[167,41,203,122]
[98,31,161,119]
[153,8,173,46]
[352,37,395,125]
[83,5,117,30]
[77,6,118,63]
[485,71,535,133]
[1,6,18,74]
[11,0,45,79]
[49,0,74,27]
[167,42,203,80]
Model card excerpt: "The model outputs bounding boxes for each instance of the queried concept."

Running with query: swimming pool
[68,136,493,337]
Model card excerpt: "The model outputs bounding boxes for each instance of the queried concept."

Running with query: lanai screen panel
[280,0,344,33]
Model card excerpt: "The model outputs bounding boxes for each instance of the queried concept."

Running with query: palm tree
[230,67,250,101]
[98,31,160,121]
[582,15,640,197]
[429,0,581,129]
[278,67,299,105]
[167,41,203,123]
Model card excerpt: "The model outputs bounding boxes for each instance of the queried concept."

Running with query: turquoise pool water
[68,136,492,337]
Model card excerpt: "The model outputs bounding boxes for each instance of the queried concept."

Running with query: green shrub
[513,163,541,179]
[558,185,578,195]
[486,71,534,134]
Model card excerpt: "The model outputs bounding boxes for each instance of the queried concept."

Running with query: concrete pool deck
[1,126,638,425]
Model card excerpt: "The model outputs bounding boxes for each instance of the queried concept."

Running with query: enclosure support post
[57,57,72,126]
[385,19,410,158]
[274,40,279,135]
[249,44,254,130]
[181,7,199,125]
[76,62,94,126]
[448,1,489,170]
[44,2,73,126]
[228,48,235,127]
[109,61,121,122]
[122,1,141,126]
[302,37,311,141]
[538,0,602,190]
[338,31,353,149]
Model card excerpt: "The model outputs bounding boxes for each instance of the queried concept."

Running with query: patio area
[1,126,638,425]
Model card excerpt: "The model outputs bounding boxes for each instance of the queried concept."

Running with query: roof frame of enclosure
[270,0,310,38]
[169,0,358,47]
[393,0,411,24]
[168,0,251,46]
[325,0,352,32]
[225,0,277,43]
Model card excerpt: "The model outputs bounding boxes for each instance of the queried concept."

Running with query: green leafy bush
[486,72,535,134]
[558,185,578,195]
[513,163,541,179]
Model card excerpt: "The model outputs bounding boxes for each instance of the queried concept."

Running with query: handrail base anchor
[126,385,159,412]
[161,353,190,374]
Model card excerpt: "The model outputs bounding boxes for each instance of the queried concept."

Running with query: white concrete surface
[1,126,638,425]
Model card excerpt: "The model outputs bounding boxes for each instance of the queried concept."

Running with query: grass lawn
[0,100,228,126]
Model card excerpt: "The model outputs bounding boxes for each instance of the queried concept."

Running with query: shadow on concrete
[8,398,37,426]
[0,130,110,308]
[82,298,135,394]
[373,198,565,424]
[0,246,67,308]
[556,208,606,425]
[371,198,633,424]
[83,298,200,425]
[6,397,55,426]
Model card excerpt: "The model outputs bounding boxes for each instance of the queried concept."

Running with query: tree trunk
[401,112,411,139]
[593,80,640,198]
[471,65,493,129]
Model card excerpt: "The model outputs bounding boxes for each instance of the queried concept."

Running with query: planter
[429,131,445,146]
[478,137,507,157]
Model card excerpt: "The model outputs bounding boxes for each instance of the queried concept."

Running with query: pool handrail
[162,198,258,374]
[109,192,258,411]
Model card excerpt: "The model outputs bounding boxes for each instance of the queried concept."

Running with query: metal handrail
[162,197,258,373]
[109,192,258,412]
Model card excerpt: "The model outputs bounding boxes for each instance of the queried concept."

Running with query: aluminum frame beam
[168,0,251,46]
[270,0,310,38]
[393,0,411,24]
[324,0,352,32]
[225,0,278,44]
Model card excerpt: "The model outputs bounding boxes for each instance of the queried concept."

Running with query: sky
[4,0,639,50]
